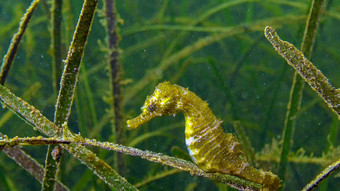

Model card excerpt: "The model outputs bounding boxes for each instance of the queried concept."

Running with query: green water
[0,0,339,190]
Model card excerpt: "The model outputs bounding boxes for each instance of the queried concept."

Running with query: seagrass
[127,82,281,190]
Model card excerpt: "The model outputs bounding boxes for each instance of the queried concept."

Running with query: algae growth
[0,0,339,190]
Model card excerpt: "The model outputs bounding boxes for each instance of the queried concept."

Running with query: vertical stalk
[42,0,63,190]
[278,0,325,187]
[54,0,97,127]
[43,0,99,190]
[51,0,63,98]
[0,84,137,190]
[105,0,125,175]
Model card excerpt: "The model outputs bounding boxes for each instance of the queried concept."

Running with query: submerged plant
[127,82,282,190]
[0,0,339,190]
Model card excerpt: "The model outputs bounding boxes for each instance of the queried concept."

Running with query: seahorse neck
[179,90,220,138]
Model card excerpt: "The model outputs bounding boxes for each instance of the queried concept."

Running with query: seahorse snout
[126,112,156,129]
[126,99,163,129]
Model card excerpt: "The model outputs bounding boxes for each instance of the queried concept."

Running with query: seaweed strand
[301,158,340,191]
[277,72,304,182]
[0,0,40,85]
[44,0,100,189]
[0,136,262,191]
[54,0,97,126]
[265,0,326,186]
[2,145,69,191]
[42,0,64,189]
[265,26,339,117]
[51,0,63,97]
[0,84,137,190]
[105,0,125,175]
[42,145,62,191]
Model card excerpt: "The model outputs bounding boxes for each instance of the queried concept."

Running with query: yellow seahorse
[127,82,281,190]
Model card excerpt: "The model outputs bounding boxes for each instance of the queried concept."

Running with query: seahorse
[127,82,281,190]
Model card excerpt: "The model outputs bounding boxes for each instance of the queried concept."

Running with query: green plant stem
[0,2,131,189]
[0,0,40,85]
[264,0,326,187]
[0,136,262,191]
[51,0,63,97]
[0,82,41,128]
[0,84,66,190]
[265,26,340,118]
[44,0,99,190]
[266,14,340,113]
[1,145,69,191]
[54,0,97,126]
[42,145,61,191]
[105,0,125,175]
[0,81,262,190]
[264,26,340,116]
[0,84,137,190]
[278,73,304,182]
[43,0,64,189]
[301,158,340,191]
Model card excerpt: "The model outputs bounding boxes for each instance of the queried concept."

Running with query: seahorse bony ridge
[127,82,281,190]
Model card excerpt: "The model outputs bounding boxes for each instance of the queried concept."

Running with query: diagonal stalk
[0,84,137,190]
[264,0,326,187]
[1,136,263,191]
[0,0,40,85]
[42,0,64,189]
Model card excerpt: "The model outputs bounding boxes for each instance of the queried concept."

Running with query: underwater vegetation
[0,0,339,190]
[127,82,281,190]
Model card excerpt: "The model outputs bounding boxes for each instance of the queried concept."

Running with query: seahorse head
[127,82,183,129]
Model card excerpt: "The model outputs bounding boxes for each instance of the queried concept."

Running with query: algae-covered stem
[302,158,340,191]
[2,145,68,191]
[264,26,340,117]
[0,0,134,188]
[0,1,58,189]
[0,135,262,191]
[44,0,100,190]
[266,0,326,187]
[54,0,98,126]
[0,0,40,85]
[0,83,137,190]
[105,0,125,175]
[51,0,63,97]
[42,0,65,190]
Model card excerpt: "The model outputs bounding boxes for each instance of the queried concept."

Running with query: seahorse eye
[147,103,156,112]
